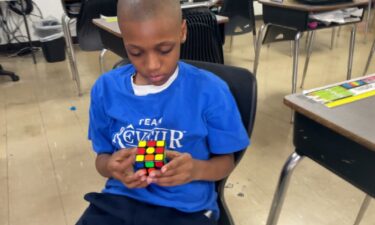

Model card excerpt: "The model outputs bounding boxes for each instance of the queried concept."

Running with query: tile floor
[0,21,374,225]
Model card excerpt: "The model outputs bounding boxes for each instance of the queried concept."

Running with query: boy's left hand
[147,150,198,186]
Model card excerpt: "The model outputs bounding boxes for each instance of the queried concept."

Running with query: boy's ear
[180,20,187,44]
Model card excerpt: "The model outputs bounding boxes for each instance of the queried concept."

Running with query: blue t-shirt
[88,61,250,220]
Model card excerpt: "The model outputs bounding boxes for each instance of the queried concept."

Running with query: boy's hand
[106,148,148,189]
[148,150,198,186]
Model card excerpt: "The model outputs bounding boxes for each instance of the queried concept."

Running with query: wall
[254,1,262,16]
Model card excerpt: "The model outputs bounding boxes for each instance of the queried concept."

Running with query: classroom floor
[1,20,375,225]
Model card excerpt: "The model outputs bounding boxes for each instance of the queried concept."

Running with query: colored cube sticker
[135,140,166,175]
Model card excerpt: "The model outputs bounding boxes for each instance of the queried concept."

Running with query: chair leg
[99,48,108,74]
[331,28,336,50]
[266,152,304,225]
[363,38,375,75]
[364,0,372,43]
[227,35,234,52]
[300,30,316,89]
[0,68,20,82]
[353,195,372,225]
[252,33,257,55]
[253,24,269,76]
[337,26,342,37]
[62,13,82,96]
[290,41,293,57]
[347,24,357,80]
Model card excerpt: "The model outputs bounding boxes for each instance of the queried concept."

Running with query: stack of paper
[309,7,363,25]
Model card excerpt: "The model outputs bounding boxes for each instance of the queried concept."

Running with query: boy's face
[120,17,187,86]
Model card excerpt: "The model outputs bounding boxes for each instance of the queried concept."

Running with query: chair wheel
[11,75,20,82]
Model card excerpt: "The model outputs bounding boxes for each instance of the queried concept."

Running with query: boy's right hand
[106,148,149,189]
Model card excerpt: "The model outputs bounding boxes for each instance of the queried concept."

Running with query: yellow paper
[105,17,118,23]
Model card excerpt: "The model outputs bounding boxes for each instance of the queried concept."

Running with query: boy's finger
[161,155,182,173]
[127,179,144,189]
[158,169,176,177]
[148,169,163,178]
[165,150,181,160]
[123,173,140,184]
[134,169,147,177]
[114,148,136,161]
[116,155,135,170]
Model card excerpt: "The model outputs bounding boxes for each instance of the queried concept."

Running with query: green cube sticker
[145,161,154,168]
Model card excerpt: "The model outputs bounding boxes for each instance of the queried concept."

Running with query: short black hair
[117,0,182,23]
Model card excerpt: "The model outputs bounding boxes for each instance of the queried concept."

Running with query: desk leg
[363,38,375,75]
[347,24,357,80]
[253,24,269,76]
[331,28,336,50]
[99,48,108,74]
[364,0,372,43]
[291,32,302,122]
[20,0,36,64]
[292,32,302,94]
[300,31,316,89]
[266,152,303,225]
[62,14,82,96]
[353,195,372,225]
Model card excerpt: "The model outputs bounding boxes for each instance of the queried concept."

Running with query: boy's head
[117,0,187,86]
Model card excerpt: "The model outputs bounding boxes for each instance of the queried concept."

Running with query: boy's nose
[146,54,161,72]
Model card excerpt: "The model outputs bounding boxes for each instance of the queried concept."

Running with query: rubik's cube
[135,140,166,175]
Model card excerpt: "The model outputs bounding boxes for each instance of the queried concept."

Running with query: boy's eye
[159,47,173,55]
[129,52,142,57]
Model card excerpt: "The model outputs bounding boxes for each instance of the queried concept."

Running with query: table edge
[284,97,375,152]
[258,0,368,12]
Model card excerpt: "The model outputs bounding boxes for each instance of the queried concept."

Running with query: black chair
[218,0,257,52]
[181,7,224,64]
[113,59,257,225]
[0,65,19,82]
[76,0,118,51]
[61,0,118,96]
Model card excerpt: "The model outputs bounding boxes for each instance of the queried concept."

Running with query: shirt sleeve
[205,83,250,155]
[88,84,115,154]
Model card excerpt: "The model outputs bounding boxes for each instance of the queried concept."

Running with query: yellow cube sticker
[146,147,155,154]
[138,141,147,147]
[156,140,165,147]
[136,155,144,162]
[155,154,164,161]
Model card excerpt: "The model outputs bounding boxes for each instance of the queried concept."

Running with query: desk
[92,15,229,72]
[266,79,375,225]
[253,0,368,95]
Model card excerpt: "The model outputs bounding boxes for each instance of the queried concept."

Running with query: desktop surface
[284,92,375,152]
[296,0,353,5]
[259,0,367,12]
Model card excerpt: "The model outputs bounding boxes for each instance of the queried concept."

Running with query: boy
[76,0,250,224]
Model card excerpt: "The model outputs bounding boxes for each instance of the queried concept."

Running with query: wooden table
[253,0,368,95]
[265,78,375,225]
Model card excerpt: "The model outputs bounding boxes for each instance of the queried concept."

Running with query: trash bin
[33,17,66,62]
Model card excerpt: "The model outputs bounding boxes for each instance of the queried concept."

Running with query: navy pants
[76,193,217,225]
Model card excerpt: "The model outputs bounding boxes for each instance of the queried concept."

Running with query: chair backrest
[76,0,117,51]
[184,60,257,225]
[181,7,224,64]
[112,59,257,225]
[219,0,256,36]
